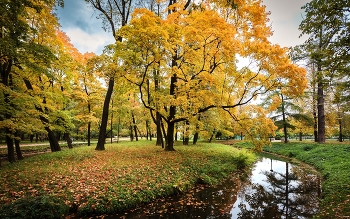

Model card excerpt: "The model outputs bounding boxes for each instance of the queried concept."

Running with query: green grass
[234,140,350,219]
[0,140,255,218]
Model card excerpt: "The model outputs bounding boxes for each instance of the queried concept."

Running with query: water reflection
[235,158,321,219]
[104,157,321,219]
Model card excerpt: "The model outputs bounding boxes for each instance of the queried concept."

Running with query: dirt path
[0,141,87,149]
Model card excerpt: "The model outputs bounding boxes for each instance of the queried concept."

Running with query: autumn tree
[299,0,350,143]
[72,51,106,146]
[0,0,65,161]
[84,0,142,150]
[115,1,307,151]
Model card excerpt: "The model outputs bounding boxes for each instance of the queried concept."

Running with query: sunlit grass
[235,140,350,219]
[0,140,255,218]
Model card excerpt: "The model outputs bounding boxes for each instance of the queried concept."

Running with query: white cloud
[63,28,115,55]
[263,0,310,47]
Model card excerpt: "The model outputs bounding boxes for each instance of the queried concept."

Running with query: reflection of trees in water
[237,160,321,219]
[111,159,320,219]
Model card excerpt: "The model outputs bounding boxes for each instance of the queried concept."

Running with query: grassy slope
[0,140,255,218]
[235,141,350,219]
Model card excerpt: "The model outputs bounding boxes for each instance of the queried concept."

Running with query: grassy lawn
[234,140,350,219]
[0,140,255,218]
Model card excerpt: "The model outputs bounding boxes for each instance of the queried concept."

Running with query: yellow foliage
[113,1,306,145]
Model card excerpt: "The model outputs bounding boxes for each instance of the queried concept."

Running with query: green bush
[303,144,316,151]
[233,152,251,169]
[0,196,69,219]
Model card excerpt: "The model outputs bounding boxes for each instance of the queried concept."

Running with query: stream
[103,155,321,219]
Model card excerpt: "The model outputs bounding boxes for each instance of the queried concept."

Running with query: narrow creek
[102,156,321,219]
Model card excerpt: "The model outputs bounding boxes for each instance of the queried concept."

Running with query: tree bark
[339,118,343,142]
[87,122,91,146]
[165,121,175,151]
[6,131,15,163]
[156,112,163,146]
[132,113,138,141]
[281,94,288,143]
[183,120,189,145]
[317,70,326,143]
[110,100,113,144]
[165,55,178,151]
[64,133,73,149]
[161,119,166,148]
[14,133,23,160]
[312,73,318,142]
[193,116,201,145]
[96,78,114,150]
[193,132,199,145]
[146,120,151,140]
[175,124,178,141]
[313,111,318,142]
[46,127,61,151]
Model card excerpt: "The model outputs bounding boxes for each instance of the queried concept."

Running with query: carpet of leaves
[0,141,254,217]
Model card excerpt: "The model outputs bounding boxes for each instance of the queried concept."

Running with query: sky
[56,0,310,55]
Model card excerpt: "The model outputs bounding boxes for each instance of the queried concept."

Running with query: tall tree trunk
[317,70,325,143]
[311,64,318,143]
[183,120,189,145]
[316,27,325,143]
[46,127,61,151]
[281,94,288,143]
[6,131,15,163]
[156,112,162,146]
[161,120,166,148]
[313,111,318,142]
[151,69,163,146]
[165,55,177,151]
[299,131,302,141]
[14,133,23,160]
[110,107,113,144]
[87,122,91,146]
[193,115,201,145]
[87,103,91,146]
[96,78,114,150]
[132,113,138,141]
[193,132,199,145]
[166,121,175,151]
[339,118,343,142]
[64,133,73,149]
[175,124,178,142]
